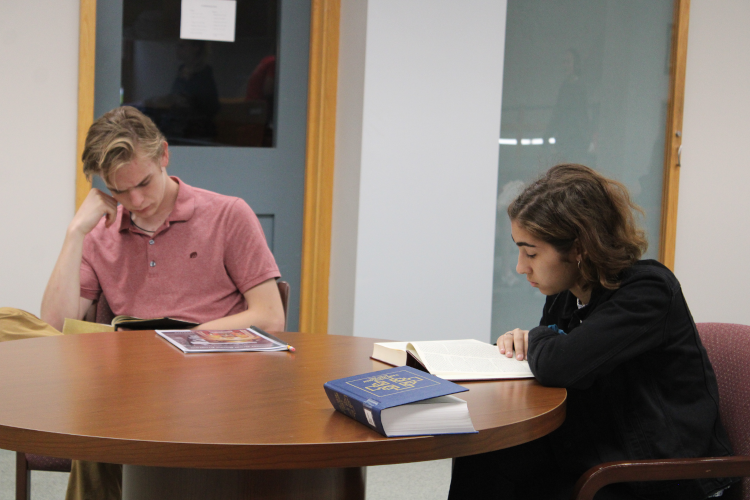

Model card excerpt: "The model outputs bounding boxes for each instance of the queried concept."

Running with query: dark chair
[85,293,114,324]
[16,280,290,499]
[15,452,71,500]
[277,280,290,331]
[572,322,750,500]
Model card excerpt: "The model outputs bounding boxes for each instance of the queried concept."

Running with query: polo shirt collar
[117,176,195,233]
[167,177,196,223]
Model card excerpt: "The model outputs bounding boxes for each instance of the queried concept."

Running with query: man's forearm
[40,230,86,330]
[42,188,117,330]
[196,279,286,332]
[196,308,286,332]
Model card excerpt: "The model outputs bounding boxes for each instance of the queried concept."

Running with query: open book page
[408,339,533,380]
[111,315,139,324]
[371,341,410,366]
[62,318,115,334]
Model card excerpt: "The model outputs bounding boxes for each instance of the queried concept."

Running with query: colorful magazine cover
[194,329,269,344]
[156,327,290,353]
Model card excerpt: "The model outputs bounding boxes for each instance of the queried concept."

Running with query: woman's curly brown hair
[508,164,648,290]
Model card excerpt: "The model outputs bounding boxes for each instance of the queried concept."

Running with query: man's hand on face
[69,188,119,237]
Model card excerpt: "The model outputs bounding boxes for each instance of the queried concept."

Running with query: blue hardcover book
[324,366,477,437]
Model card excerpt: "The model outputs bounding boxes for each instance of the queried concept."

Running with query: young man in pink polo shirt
[39,106,286,499]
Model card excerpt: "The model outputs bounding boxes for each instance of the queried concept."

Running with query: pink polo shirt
[80,177,280,324]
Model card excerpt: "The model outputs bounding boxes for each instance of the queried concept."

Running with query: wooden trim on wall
[299,0,340,334]
[75,0,96,210]
[659,0,690,269]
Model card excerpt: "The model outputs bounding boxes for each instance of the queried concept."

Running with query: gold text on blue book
[334,393,356,418]
[346,370,440,398]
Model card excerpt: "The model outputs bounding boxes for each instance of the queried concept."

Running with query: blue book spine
[324,383,387,436]
[323,366,469,437]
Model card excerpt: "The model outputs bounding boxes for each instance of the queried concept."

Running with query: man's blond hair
[82,106,166,185]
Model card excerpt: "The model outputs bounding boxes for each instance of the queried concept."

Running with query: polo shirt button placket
[148,239,156,270]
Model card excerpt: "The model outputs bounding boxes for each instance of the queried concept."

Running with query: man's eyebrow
[136,174,152,186]
[107,174,152,193]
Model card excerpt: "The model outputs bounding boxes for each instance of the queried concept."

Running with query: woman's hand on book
[498,328,529,361]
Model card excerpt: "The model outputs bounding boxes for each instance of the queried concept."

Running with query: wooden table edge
[0,391,566,469]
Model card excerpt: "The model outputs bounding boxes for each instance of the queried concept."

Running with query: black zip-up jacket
[527,260,734,499]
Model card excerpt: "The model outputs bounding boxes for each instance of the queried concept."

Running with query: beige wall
[674,0,750,324]
[0,0,79,315]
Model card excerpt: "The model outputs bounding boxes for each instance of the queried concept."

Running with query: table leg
[122,465,366,500]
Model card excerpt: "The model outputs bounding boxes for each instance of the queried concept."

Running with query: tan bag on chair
[0,307,62,342]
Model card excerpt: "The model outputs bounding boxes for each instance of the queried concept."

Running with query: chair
[276,280,290,331]
[88,293,112,323]
[572,322,750,500]
[15,280,290,499]
[15,452,71,500]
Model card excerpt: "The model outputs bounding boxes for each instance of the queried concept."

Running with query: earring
[577,260,581,269]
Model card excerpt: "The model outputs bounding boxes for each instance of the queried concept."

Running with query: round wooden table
[0,331,566,499]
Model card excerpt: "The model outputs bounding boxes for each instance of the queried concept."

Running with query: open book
[371,339,533,381]
[110,315,198,331]
[62,316,198,334]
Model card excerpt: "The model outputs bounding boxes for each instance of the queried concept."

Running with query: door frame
[659,0,689,269]
[74,0,340,334]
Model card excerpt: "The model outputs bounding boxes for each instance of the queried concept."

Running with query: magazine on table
[156,326,292,353]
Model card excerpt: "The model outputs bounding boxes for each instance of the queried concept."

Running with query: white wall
[328,0,368,337]
[675,0,750,325]
[0,1,79,316]
[330,0,507,341]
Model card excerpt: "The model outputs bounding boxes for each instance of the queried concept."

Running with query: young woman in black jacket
[448,164,734,500]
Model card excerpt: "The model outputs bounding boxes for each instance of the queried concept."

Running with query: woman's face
[511,220,581,296]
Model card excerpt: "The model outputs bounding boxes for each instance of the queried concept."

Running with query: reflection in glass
[121,0,279,147]
[491,0,674,341]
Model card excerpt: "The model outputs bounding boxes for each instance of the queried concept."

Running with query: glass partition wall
[491,0,675,341]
